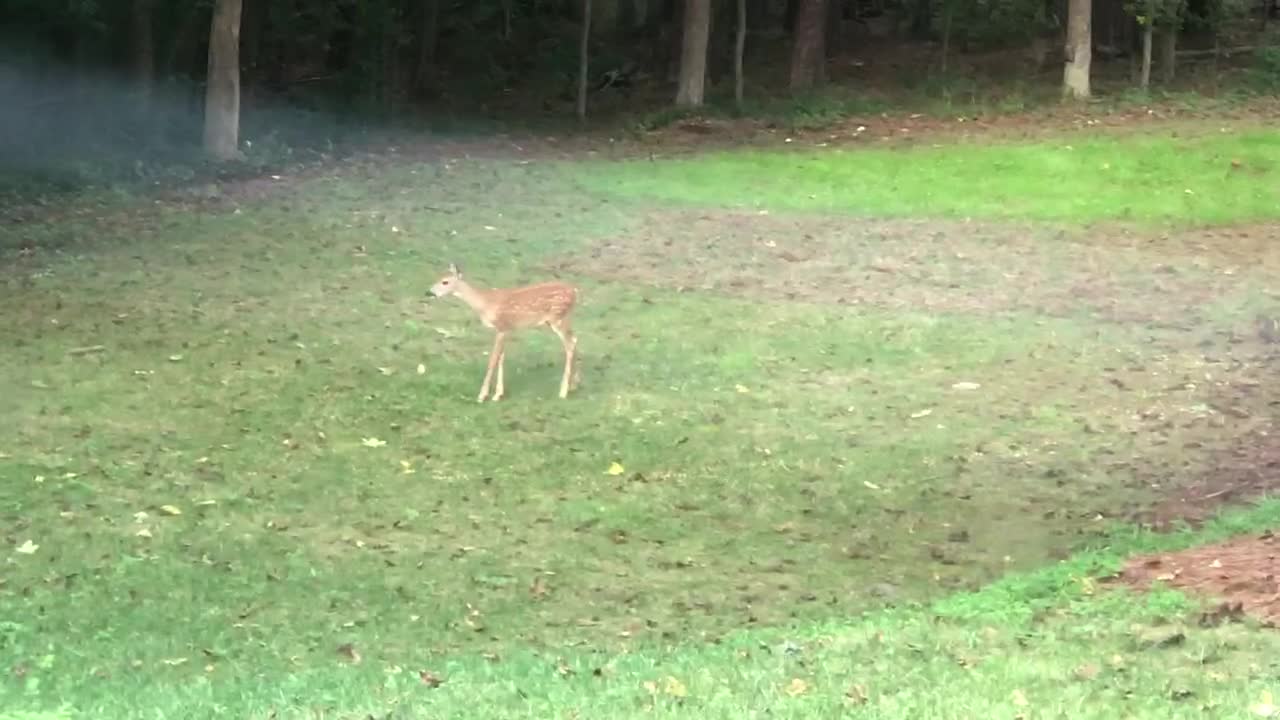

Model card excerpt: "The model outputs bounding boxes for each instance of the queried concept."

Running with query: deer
[427,264,579,402]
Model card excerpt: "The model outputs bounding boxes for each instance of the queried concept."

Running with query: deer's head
[428,263,464,298]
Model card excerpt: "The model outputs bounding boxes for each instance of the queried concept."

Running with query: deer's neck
[453,281,495,317]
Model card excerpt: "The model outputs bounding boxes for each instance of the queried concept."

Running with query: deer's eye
[442,279,451,285]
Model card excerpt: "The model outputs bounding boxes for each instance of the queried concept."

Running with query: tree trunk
[789,0,827,93]
[579,0,592,121]
[1062,0,1091,99]
[501,0,514,39]
[132,0,155,114]
[676,0,711,106]
[941,0,954,73]
[1139,19,1152,89]
[416,0,440,93]
[1158,26,1177,82]
[203,0,242,160]
[735,0,746,108]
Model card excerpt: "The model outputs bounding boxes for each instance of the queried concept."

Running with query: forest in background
[2,0,1279,192]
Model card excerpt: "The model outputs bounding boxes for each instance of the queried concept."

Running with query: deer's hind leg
[493,345,506,401]
[549,319,577,399]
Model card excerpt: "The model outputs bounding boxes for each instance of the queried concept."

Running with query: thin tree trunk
[941,0,954,73]
[1062,0,1091,99]
[1158,26,1178,82]
[789,0,827,93]
[579,0,592,121]
[734,0,746,108]
[204,0,243,160]
[675,0,711,106]
[501,0,514,39]
[132,0,155,114]
[1140,19,1153,89]
[416,0,440,92]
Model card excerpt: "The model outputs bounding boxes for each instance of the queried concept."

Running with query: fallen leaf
[419,670,443,687]
[663,676,688,697]
[530,575,550,600]
[361,437,387,448]
[951,382,981,390]
[159,505,182,516]
[136,528,153,538]
[863,480,882,490]
[845,683,869,704]
[15,540,38,555]
[785,678,810,696]
[377,367,393,376]
[168,354,183,362]
[336,643,361,663]
[161,658,188,666]
[1209,559,1223,569]
[1074,663,1101,681]
[606,462,625,476]
[735,384,750,393]
[434,328,455,338]
[400,460,415,474]
[1252,690,1277,717]
[417,363,426,375]
[910,408,934,419]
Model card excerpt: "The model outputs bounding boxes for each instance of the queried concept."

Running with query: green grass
[3,126,1280,718]
[576,128,1280,226]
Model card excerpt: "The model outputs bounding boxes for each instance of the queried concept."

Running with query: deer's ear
[449,263,461,277]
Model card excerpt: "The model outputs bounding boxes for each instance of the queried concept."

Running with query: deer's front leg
[478,332,506,402]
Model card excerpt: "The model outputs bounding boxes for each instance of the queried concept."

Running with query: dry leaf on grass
[785,678,810,696]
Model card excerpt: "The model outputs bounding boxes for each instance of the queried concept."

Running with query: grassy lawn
[580,127,1280,225]
[3,125,1280,718]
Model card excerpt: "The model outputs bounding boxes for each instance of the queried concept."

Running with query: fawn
[428,264,579,402]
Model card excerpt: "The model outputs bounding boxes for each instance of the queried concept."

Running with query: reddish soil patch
[1118,530,1280,627]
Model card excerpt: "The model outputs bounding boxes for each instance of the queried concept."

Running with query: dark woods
[0,0,1269,177]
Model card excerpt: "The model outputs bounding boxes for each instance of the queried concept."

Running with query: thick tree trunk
[1139,20,1153,89]
[579,0,592,121]
[132,0,155,114]
[790,0,827,93]
[203,0,242,160]
[1158,26,1177,82]
[1062,0,1091,99]
[675,0,711,106]
[735,0,746,108]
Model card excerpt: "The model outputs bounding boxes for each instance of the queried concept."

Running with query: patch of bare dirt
[1118,530,1280,627]
[550,208,1280,329]
[1139,414,1280,530]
